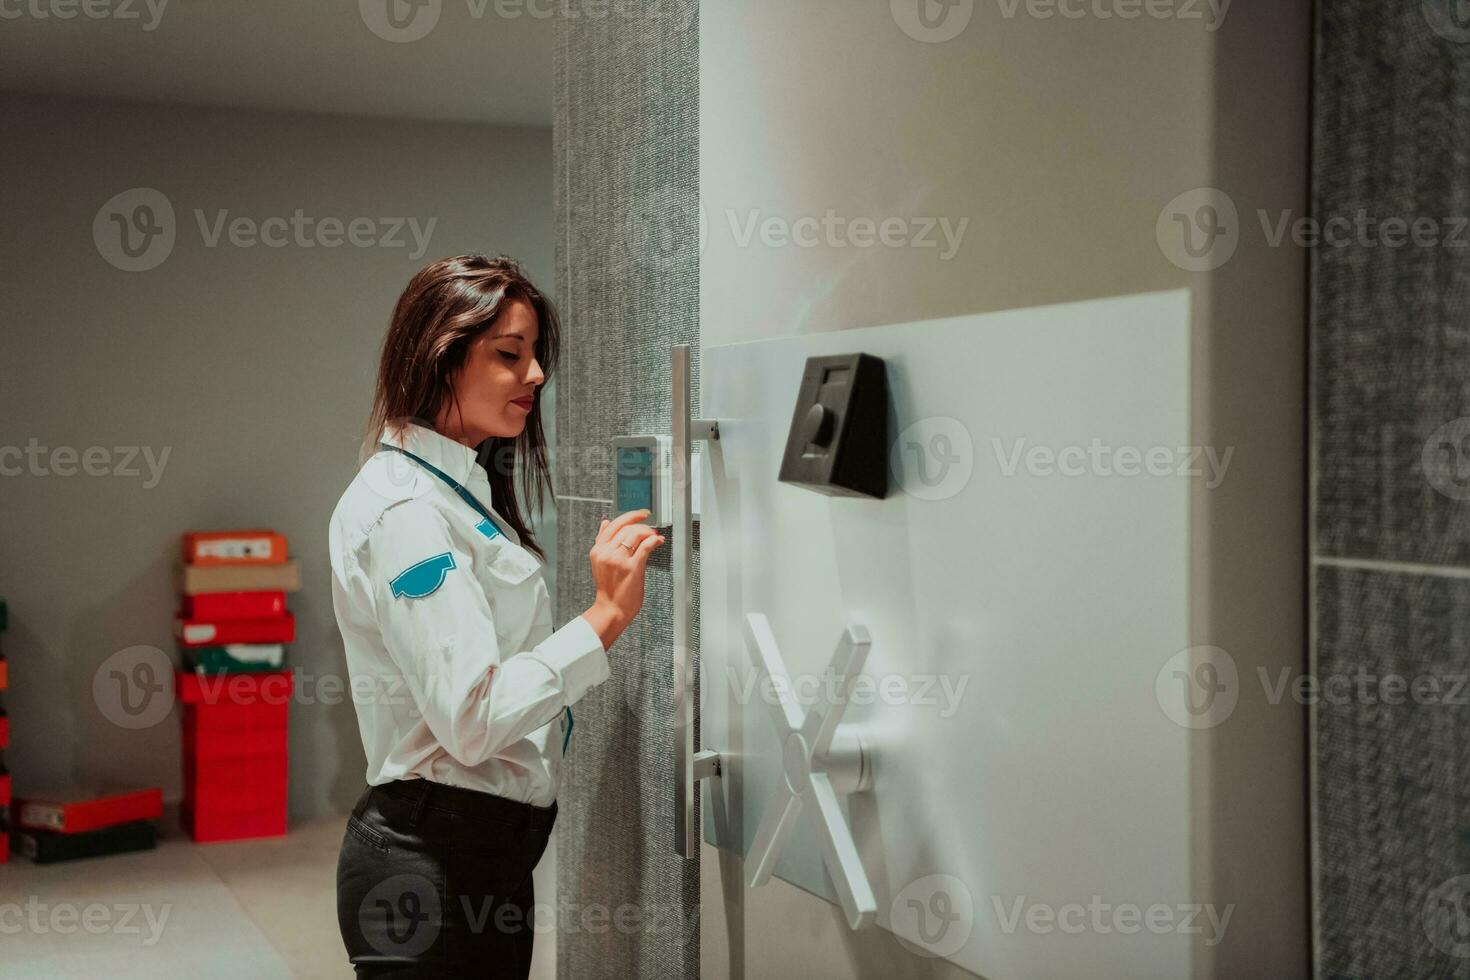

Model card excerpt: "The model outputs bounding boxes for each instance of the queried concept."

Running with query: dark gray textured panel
[1315,564,1470,977]
[1312,0,1470,566]
[1313,2,1470,974]
[552,5,701,502]
[553,498,701,978]
[553,5,700,977]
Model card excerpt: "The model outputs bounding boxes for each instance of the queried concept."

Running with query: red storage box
[175,669,294,708]
[175,614,295,648]
[184,752,288,810]
[181,530,288,566]
[0,832,8,864]
[176,670,290,844]
[0,772,11,808]
[180,591,287,621]
[182,710,290,758]
[182,802,287,843]
[16,788,164,834]
[0,715,9,750]
[182,700,289,738]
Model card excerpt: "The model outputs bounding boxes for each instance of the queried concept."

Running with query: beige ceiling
[0,0,553,127]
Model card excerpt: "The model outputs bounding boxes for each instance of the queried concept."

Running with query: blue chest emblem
[389,552,456,599]
[475,518,502,540]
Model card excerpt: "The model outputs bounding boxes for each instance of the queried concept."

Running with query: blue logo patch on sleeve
[389,552,456,599]
[475,518,502,540]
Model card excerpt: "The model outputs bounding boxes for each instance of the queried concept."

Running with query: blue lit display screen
[616,447,654,513]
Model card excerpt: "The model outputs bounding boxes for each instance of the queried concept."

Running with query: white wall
[0,93,556,823]
[699,2,1310,977]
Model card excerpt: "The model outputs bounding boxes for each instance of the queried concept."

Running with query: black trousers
[336,779,556,977]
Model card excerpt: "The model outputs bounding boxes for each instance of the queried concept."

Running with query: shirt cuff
[530,614,610,707]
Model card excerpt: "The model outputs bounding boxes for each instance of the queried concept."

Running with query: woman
[329,254,663,976]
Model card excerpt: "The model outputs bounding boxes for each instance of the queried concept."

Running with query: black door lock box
[777,353,889,499]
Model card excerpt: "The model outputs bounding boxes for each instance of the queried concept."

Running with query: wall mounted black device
[777,353,889,499]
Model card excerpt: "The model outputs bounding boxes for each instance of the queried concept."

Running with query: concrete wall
[0,93,555,823]
[698,2,1310,977]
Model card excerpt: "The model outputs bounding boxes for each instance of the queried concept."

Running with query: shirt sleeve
[364,499,609,767]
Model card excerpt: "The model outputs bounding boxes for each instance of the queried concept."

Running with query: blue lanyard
[379,443,502,536]
[380,441,573,754]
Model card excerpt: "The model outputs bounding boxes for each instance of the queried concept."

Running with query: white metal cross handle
[743,612,877,930]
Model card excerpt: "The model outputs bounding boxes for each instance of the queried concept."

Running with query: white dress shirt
[328,422,608,807]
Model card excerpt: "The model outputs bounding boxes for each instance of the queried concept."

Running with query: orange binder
[182,530,288,566]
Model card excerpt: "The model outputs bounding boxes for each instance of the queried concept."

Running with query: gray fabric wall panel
[553,6,700,979]
[1316,565,1470,977]
[1312,1,1470,974]
[1313,0,1470,566]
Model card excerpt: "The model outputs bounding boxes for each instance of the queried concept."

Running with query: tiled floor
[2,815,351,978]
[3,813,560,978]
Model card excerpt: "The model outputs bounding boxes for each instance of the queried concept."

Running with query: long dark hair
[364,254,559,561]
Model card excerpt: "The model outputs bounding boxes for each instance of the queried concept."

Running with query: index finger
[597,508,651,545]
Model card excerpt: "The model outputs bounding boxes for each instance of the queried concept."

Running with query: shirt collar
[379,422,486,496]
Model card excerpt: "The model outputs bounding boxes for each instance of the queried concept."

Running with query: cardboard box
[177,560,301,596]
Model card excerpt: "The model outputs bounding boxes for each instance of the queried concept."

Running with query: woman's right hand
[582,509,665,650]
